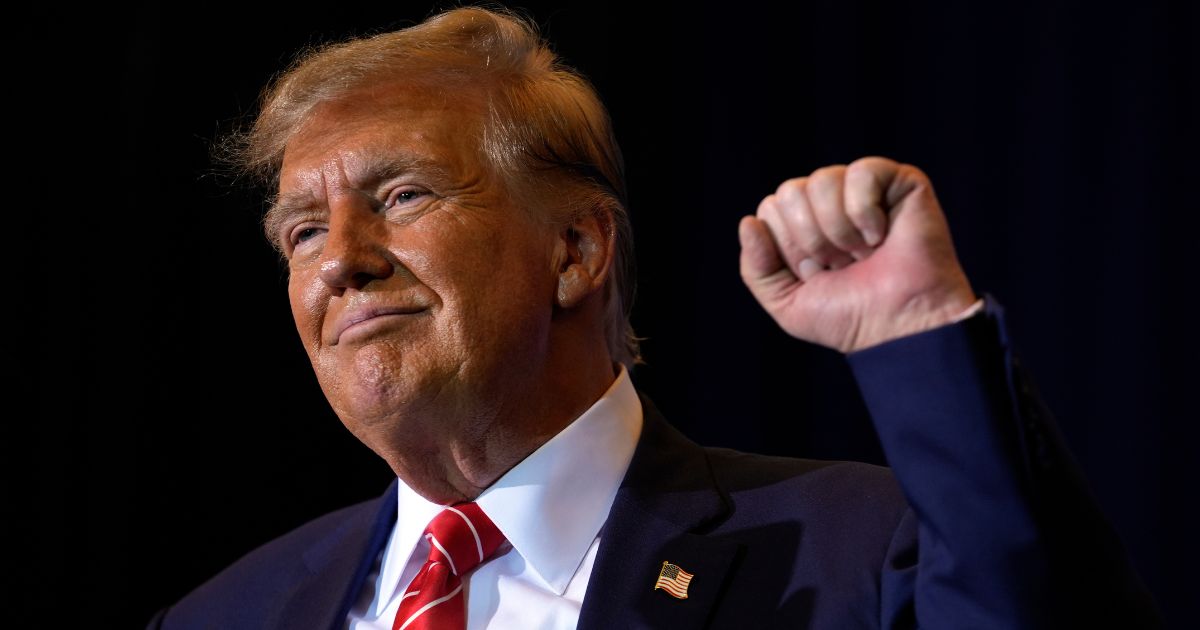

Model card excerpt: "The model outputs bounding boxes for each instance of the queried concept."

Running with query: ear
[554,205,616,309]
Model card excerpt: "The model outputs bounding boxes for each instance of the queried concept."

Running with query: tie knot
[423,502,506,577]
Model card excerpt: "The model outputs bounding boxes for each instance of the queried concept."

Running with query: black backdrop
[24,1,1196,627]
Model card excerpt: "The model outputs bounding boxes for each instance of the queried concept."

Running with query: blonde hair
[228,6,640,367]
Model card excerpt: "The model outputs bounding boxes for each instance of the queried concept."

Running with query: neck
[380,322,617,504]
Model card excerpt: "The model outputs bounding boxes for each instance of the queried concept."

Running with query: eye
[287,224,326,250]
[384,186,429,210]
[295,227,322,243]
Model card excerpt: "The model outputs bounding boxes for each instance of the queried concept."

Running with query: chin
[329,390,430,458]
[319,341,414,401]
[317,346,449,432]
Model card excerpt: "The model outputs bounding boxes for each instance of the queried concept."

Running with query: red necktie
[392,502,506,630]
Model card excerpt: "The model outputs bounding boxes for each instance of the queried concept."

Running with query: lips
[331,305,427,345]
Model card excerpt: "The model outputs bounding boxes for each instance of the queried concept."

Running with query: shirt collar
[476,366,642,593]
[384,366,643,597]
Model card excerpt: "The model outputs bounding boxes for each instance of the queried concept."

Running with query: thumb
[738,215,793,289]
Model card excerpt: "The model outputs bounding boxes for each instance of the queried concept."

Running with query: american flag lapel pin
[654,560,694,599]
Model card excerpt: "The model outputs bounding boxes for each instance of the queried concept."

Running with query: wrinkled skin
[271,84,616,503]
[739,157,977,353]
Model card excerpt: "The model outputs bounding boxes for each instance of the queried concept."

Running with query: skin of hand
[738,157,978,353]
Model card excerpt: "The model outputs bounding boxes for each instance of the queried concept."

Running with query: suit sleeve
[846,295,1160,629]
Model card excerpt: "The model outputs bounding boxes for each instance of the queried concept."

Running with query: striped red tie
[392,502,506,630]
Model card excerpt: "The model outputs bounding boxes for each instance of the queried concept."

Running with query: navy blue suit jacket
[150,299,1159,628]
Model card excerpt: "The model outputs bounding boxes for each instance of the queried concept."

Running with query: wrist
[849,289,979,353]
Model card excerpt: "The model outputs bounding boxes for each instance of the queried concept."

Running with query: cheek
[387,216,557,363]
[454,237,555,345]
[288,271,328,348]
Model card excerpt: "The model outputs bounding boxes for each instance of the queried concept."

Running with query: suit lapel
[578,394,742,630]
[274,481,399,630]
[266,395,739,630]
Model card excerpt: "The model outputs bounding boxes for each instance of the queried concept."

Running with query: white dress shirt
[347,367,644,630]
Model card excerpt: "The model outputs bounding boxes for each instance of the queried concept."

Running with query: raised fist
[738,157,978,353]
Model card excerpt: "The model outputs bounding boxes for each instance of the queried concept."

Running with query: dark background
[24,0,1195,627]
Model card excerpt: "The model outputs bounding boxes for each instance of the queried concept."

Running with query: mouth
[332,306,428,345]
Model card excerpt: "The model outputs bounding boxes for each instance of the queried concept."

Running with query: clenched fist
[738,157,978,353]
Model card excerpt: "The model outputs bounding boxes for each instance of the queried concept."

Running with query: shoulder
[154,492,390,629]
[703,446,909,535]
[187,498,377,592]
[616,396,918,626]
[632,392,910,536]
[698,447,916,626]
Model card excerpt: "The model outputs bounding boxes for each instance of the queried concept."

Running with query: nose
[317,200,395,292]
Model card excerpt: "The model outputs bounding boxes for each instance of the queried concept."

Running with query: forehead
[279,82,489,189]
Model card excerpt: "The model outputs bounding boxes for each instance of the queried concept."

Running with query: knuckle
[779,198,813,228]
[844,160,876,183]
[775,177,806,200]
[849,155,893,171]
[844,161,885,192]
[756,194,777,215]
[808,165,846,187]
[898,163,932,186]
[849,157,897,174]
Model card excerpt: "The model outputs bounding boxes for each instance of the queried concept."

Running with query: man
[151,6,1157,629]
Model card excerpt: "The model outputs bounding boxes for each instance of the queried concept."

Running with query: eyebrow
[263,192,319,251]
[262,152,452,249]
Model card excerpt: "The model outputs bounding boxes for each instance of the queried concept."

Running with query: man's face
[272,83,560,462]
